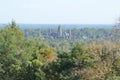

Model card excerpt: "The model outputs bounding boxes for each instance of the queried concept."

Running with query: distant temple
[58,25,62,36]
[49,28,52,34]
[69,29,71,39]
[49,25,71,39]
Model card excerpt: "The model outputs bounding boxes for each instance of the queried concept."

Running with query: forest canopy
[0,21,120,80]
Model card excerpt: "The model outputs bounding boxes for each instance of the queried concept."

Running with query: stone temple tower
[69,29,71,39]
[49,27,52,34]
[58,25,62,36]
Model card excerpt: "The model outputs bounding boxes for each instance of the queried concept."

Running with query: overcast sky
[0,0,120,24]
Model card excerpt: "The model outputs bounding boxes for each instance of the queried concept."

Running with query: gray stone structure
[57,25,62,37]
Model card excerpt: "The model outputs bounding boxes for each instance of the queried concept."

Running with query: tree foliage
[0,22,120,80]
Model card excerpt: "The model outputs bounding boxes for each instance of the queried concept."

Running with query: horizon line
[0,23,114,25]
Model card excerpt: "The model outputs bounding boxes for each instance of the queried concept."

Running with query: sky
[0,0,120,24]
